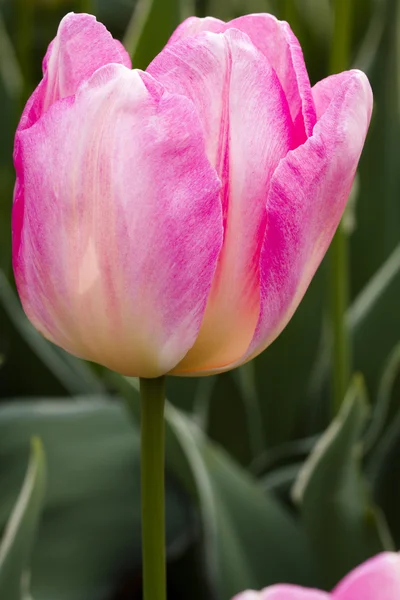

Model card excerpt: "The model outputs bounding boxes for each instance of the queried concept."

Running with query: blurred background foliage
[0,0,400,599]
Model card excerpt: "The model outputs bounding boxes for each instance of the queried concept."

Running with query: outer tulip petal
[18,12,131,132]
[243,70,372,364]
[261,587,329,600]
[148,29,293,374]
[333,553,400,600]
[233,587,329,600]
[13,65,222,377]
[167,13,316,144]
[312,72,357,120]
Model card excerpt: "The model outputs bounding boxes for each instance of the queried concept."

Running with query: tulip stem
[140,376,166,600]
[329,0,353,415]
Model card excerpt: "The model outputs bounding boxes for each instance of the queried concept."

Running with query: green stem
[329,0,353,415]
[140,376,166,600]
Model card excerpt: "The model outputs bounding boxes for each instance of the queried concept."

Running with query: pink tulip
[232,552,400,599]
[13,12,372,378]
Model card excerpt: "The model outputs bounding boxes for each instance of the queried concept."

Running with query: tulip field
[1,0,400,599]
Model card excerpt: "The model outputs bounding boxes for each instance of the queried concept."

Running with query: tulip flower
[233,552,400,600]
[13,12,372,378]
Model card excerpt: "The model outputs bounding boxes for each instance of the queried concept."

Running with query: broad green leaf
[364,343,400,453]
[0,399,191,600]
[350,243,400,398]
[293,377,393,589]
[366,348,400,546]
[165,403,316,600]
[120,377,316,599]
[368,401,400,547]
[0,437,46,600]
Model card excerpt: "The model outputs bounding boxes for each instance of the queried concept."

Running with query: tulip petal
[18,12,131,132]
[312,72,357,120]
[262,587,330,600]
[167,13,316,144]
[148,29,293,373]
[13,64,222,377]
[333,553,400,600]
[244,70,372,365]
[234,587,329,600]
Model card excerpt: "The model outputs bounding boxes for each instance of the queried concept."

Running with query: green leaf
[120,377,316,599]
[350,242,400,398]
[351,0,400,295]
[364,343,400,453]
[293,376,393,589]
[368,403,400,547]
[0,399,192,600]
[165,403,317,600]
[123,0,181,69]
[0,437,46,600]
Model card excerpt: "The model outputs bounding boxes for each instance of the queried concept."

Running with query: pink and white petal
[233,586,329,600]
[242,69,372,365]
[232,592,260,600]
[149,29,293,374]
[312,72,357,120]
[333,553,400,600]
[17,12,131,132]
[165,14,316,144]
[13,64,222,377]
[261,586,330,600]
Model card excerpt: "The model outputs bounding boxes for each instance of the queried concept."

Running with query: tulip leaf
[364,343,400,453]
[120,377,316,599]
[0,399,192,600]
[350,242,400,398]
[351,0,400,296]
[0,437,46,600]
[368,399,400,548]
[293,376,393,590]
[165,402,317,600]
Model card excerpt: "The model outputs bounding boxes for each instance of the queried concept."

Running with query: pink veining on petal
[240,70,372,366]
[166,13,316,146]
[13,12,132,295]
[14,64,222,377]
[17,12,131,133]
[148,28,293,373]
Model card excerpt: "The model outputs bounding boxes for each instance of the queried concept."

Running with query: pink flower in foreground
[233,553,400,600]
[13,13,372,378]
